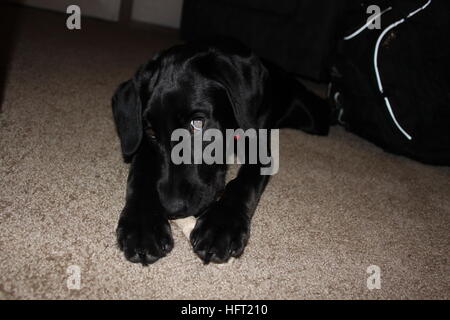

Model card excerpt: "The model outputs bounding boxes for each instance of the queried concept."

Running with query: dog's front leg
[116,139,173,265]
[190,164,269,264]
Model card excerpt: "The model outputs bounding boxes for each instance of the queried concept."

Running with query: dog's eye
[146,127,156,139]
[190,119,204,132]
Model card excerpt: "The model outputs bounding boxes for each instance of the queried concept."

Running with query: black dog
[112,38,330,265]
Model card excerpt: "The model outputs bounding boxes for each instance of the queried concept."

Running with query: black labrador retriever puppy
[112,38,330,265]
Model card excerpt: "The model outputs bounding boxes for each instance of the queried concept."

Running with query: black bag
[331,0,450,165]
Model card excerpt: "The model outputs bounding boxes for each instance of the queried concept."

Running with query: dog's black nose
[161,198,188,218]
[163,198,187,214]
[158,177,194,218]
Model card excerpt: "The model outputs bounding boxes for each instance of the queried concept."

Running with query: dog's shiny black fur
[112,38,330,265]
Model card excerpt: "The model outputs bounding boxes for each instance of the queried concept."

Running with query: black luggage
[331,0,450,165]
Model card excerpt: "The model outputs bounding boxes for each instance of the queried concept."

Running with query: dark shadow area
[0,3,25,112]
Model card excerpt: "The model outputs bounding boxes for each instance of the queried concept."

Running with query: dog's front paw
[190,203,250,264]
[116,213,174,265]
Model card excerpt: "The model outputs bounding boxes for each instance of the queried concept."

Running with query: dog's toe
[116,215,174,265]
[190,205,249,264]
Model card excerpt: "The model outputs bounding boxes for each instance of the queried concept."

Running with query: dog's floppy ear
[218,54,269,130]
[112,79,142,162]
[196,43,269,130]
[112,59,157,162]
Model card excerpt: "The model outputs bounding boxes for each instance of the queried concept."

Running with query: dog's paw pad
[116,216,174,265]
[189,208,249,265]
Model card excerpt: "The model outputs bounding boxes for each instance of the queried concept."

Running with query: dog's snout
[162,197,188,217]
[158,181,190,217]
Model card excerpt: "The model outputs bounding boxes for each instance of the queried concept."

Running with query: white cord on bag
[373,0,432,140]
[344,0,433,141]
[344,7,392,40]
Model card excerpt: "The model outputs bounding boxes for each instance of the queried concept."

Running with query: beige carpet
[0,5,449,300]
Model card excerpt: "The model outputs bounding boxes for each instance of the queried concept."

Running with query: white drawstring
[344,6,393,40]
[344,0,433,141]
[373,0,432,140]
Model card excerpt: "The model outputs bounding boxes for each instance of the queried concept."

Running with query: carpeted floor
[0,5,449,300]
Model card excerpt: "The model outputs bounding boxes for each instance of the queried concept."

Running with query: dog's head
[112,39,269,218]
